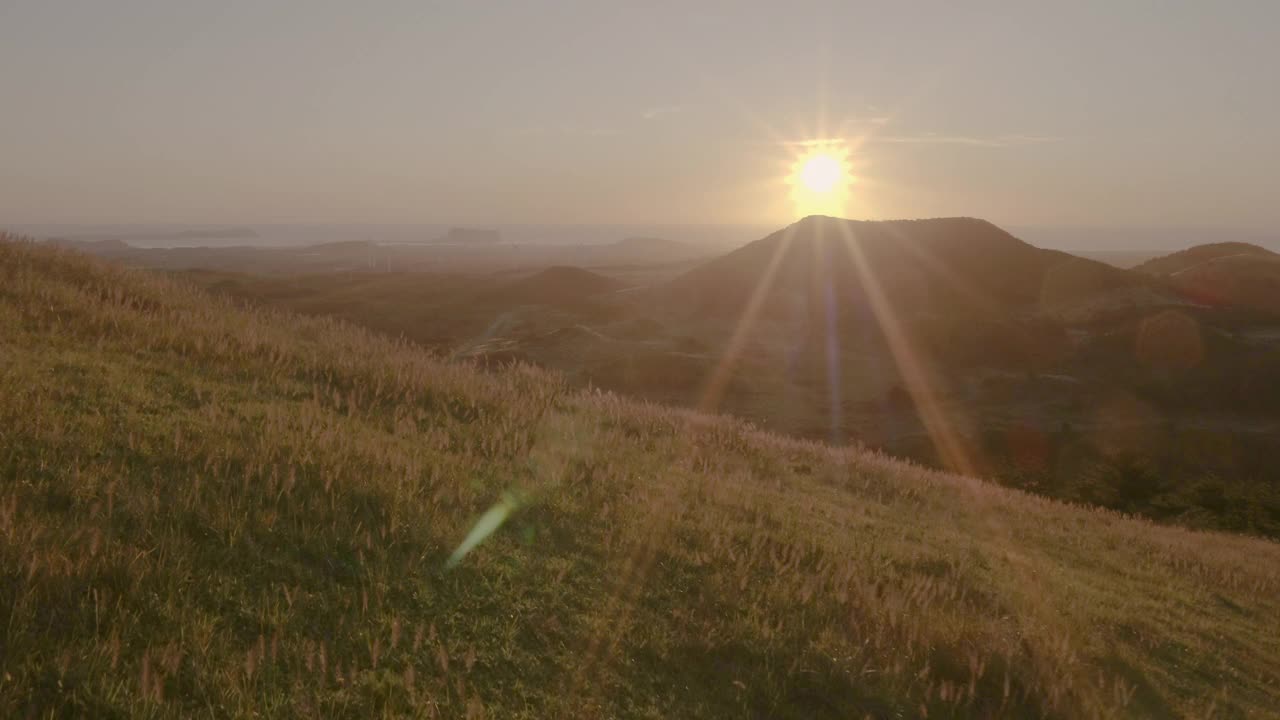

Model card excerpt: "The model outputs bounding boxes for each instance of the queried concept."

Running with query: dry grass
[2,234,1279,718]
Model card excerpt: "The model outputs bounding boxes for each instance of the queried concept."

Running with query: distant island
[432,227,502,245]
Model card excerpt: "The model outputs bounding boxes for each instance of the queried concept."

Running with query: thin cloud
[874,133,1062,147]
[512,125,620,137]
[776,131,1060,150]
[642,105,683,120]
[781,138,848,147]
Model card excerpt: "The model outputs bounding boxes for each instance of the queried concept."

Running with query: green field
[3,236,1279,718]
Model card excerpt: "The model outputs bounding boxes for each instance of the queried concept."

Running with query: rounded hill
[1136,243,1280,315]
[1135,242,1279,276]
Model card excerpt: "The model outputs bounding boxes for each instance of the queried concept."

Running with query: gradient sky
[2,1,1277,230]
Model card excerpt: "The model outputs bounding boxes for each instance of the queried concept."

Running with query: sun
[799,153,844,193]
[788,142,852,216]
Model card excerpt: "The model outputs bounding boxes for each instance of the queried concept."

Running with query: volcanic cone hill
[671,216,1145,319]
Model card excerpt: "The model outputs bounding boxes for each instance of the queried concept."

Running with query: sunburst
[787,141,852,216]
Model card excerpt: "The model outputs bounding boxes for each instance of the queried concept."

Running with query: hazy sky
[2,1,1277,230]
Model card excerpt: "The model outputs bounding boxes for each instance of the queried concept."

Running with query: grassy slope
[2,238,1279,719]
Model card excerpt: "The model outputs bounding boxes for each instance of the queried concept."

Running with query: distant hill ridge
[613,236,687,250]
[51,226,258,243]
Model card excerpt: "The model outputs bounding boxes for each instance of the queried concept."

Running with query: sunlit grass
[1,234,1279,718]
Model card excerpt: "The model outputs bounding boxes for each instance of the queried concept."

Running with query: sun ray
[815,221,843,443]
[833,221,977,475]
[569,215,798,701]
[696,225,794,414]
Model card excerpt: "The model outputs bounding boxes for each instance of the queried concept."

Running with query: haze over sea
[10,222,1279,253]
[5,222,771,250]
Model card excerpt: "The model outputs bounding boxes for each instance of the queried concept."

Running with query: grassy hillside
[175,227,1280,544]
[3,236,1280,718]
